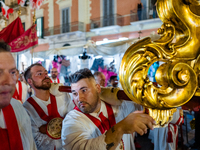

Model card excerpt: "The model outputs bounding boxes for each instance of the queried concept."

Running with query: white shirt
[62,100,142,150]
[0,98,37,150]
[50,77,65,84]
[23,86,74,150]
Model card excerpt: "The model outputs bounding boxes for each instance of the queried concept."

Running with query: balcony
[130,6,159,23]
[90,14,124,35]
[90,14,124,29]
[44,21,85,37]
[129,6,162,32]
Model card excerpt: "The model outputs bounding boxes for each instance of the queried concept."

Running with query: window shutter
[41,17,44,38]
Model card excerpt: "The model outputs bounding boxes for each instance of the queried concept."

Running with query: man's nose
[77,91,84,101]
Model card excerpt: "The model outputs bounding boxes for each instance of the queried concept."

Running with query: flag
[9,24,38,52]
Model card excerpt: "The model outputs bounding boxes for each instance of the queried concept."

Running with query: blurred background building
[1,0,161,79]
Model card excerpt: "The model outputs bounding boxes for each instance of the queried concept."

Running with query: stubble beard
[51,74,57,79]
[32,78,51,90]
[79,91,100,114]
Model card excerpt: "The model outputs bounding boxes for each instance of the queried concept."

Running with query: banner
[0,17,24,43]
[9,25,38,53]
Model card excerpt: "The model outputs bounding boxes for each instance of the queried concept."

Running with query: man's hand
[105,111,155,150]
[39,124,47,134]
[119,111,155,135]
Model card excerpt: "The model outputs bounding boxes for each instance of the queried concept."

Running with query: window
[22,22,25,30]
[36,17,44,38]
[62,8,70,33]
[103,0,114,26]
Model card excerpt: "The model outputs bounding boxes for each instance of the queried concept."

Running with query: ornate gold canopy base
[146,108,177,127]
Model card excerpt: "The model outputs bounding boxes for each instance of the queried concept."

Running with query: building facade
[3,0,162,71]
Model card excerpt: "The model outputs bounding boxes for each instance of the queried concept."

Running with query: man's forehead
[0,52,16,69]
[51,68,57,71]
[100,74,105,78]
[71,78,94,90]
[31,65,45,72]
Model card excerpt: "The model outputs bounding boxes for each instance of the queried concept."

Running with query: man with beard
[23,63,74,150]
[0,42,37,150]
[62,68,155,150]
[50,68,64,84]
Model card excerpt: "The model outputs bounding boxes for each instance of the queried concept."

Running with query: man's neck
[93,100,101,113]
[34,89,50,101]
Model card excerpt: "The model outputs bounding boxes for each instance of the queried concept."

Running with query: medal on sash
[47,117,63,139]
[27,94,63,139]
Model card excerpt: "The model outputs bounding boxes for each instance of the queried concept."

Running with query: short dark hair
[24,63,43,83]
[69,68,94,83]
[110,75,117,82]
[0,42,11,52]
[93,71,103,77]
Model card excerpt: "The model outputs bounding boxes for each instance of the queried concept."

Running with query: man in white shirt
[50,68,64,84]
[0,42,36,150]
[62,68,155,150]
[23,63,74,150]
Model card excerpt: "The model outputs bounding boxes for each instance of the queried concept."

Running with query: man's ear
[27,78,32,86]
[96,83,101,94]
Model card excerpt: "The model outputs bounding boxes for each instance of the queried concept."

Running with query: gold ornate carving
[119,0,200,127]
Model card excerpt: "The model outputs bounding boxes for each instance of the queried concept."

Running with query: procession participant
[62,68,155,150]
[108,75,118,88]
[0,42,37,150]
[148,108,184,150]
[94,71,106,87]
[23,63,74,150]
[50,68,64,84]
[12,69,28,103]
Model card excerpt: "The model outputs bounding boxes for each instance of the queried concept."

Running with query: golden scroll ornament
[119,0,200,127]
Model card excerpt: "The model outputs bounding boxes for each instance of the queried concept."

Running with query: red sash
[27,94,63,139]
[12,81,22,103]
[0,104,23,150]
[167,115,184,147]
[74,102,116,134]
[74,103,124,149]
[50,78,60,83]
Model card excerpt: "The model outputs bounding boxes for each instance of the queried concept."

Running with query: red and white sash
[74,102,124,149]
[0,104,23,150]
[167,115,184,149]
[27,94,63,139]
[50,78,60,83]
[12,81,22,103]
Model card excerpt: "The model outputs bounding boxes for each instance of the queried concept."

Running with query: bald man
[50,68,64,84]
